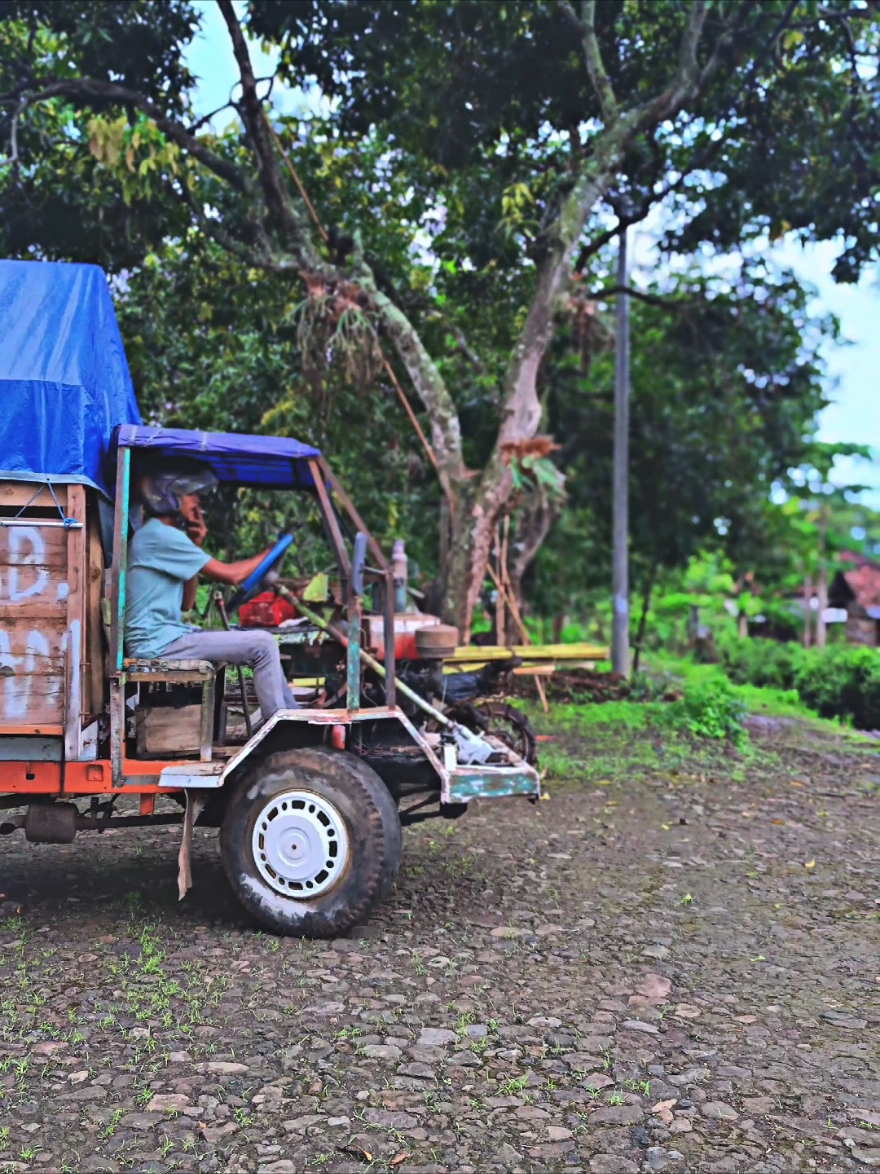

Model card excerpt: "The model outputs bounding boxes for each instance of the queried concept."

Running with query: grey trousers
[160,630,297,720]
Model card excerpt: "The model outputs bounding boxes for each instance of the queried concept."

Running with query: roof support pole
[611,229,630,678]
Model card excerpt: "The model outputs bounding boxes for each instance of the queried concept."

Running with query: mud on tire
[220,747,402,938]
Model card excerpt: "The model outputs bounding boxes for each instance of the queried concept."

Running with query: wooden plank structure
[0,481,102,753]
[446,642,610,665]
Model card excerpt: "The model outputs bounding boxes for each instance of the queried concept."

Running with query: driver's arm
[180,548,273,613]
[200,549,274,586]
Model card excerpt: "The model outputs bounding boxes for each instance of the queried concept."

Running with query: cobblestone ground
[0,713,878,1174]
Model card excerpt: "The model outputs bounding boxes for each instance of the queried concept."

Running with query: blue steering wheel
[227,533,294,613]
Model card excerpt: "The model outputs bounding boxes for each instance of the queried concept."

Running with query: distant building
[828,553,880,647]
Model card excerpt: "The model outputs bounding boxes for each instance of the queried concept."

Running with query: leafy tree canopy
[252,0,880,280]
[1,0,877,629]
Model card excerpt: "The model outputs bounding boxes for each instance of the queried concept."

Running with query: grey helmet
[134,459,218,517]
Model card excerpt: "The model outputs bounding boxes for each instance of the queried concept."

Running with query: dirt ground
[0,712,878,1174]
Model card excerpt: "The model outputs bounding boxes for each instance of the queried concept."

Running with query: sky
[185,1,880,507]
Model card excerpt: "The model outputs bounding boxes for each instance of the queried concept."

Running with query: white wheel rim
[251,790,350,898]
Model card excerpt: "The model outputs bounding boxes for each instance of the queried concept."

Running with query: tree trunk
[508,483,564,617]
[737,611,748,639]
[438,148,628,636]
[442,475,506,639]
[803,575,813,648]
[631,562,658,674]
[438,495,450,584]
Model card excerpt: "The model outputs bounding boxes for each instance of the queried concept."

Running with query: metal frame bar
[210,706,539,804]
[308,458,359,707]
[318,457,389,571]
[109,448,131,787]
[317,457,396,708]
[308,458,350,588]
[381,574,396,708]
[110,448,131,672]
[199,676,216,762]
[0,519,83,528]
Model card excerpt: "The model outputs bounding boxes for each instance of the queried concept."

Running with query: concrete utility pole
[816,505,828,649]
[611,228,630,677]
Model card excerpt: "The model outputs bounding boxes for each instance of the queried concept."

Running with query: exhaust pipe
[24,803,78,844]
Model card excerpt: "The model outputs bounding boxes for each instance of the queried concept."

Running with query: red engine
[238,591,298,628]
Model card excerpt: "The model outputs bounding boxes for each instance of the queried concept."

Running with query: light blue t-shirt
[124,518,210,658]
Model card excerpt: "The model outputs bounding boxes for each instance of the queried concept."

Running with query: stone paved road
[0,715,877,1173]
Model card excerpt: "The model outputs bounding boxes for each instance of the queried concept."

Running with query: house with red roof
[828,553,880,647]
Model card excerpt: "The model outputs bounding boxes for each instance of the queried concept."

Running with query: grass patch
[525,651,877,791]
[643,651,875,734]
[548,699,666,732]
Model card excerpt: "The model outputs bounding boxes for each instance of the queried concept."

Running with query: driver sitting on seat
[125,459,297,722]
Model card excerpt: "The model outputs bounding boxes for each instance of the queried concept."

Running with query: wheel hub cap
[251,790,349,898]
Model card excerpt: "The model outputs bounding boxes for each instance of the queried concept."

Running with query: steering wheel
[227,533,294,613]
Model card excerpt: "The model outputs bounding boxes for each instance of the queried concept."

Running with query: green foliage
[794,647,880,731]
[720,638,880,730]
[1,0,877,623]
[114,238,441,573]
[253,1,880,281]
[87,111,184,205]
[720,637,805,691]
[530,266,834,619]
[670,680,747,746]
[0,1,197,266]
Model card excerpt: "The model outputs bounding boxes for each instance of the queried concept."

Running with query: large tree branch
[495,125,630,461]
[493,8,717,462]
[174,178,277,268]
[217,0,326,273]
[574,3,799,272]
[636,1,709,128]
[23,78,254,195]
[349,239,466,490]
[558,0,619,125]
[491,2,779,484]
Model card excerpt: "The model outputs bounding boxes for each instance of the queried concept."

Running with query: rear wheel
[221,747,401,937]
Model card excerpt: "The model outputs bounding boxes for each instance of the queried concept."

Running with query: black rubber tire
[445,700,538,766]
[220,747,402,938]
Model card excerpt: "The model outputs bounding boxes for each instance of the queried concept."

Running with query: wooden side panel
[0,526,67,570]
[0,484,75,732]
[0,620,67,725]
[0,483,67,510]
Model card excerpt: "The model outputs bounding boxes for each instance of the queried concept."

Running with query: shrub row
[719,638,880,730]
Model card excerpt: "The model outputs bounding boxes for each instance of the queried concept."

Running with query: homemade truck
[0,260,539,937]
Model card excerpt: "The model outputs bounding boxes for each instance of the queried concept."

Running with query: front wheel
[220,747,401,937]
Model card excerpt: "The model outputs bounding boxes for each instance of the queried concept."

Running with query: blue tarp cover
[0,260,141,496]
[115,425,320,489]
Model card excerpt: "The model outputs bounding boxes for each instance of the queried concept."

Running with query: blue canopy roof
[115,425,320,489]
[0,260,141,495]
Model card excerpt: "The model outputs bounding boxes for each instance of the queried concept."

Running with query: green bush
[719,637,880,729]
[719,637,805,690]
[794,646,880,729]
[669,680,747,745]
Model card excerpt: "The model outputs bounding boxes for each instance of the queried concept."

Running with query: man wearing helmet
[125,459,297,722]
